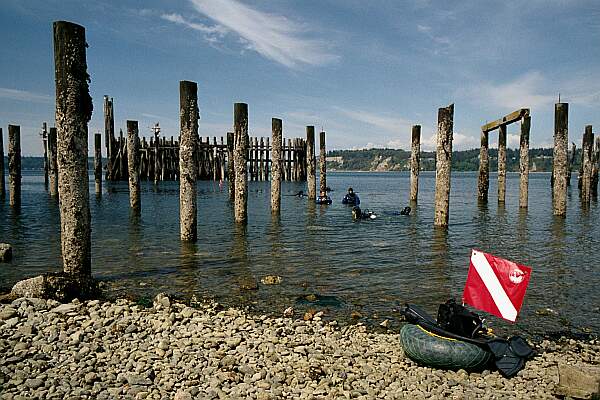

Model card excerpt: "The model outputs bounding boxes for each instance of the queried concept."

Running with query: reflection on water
[0,171,599,337]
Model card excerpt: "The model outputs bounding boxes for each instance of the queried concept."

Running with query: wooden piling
[234,103,248,224]
[103,96,114,180]
[127,121,141,211]
[8,125,21,207]
[581,125,594,204]
[227,131,235,200]
[271,118,282,213]
[568,142,576,187]
[319,131,327,195]
[53,20,92,276]
[154,127,160,185]
[410,125,421,202]
[0,128,5,199]
[592,136,600,197]
[434,104,454,227]
[498,125,507,203]
[519,116,530,208]
[42,122,49,188]
[306,126,316,200]
[48,127,58,196]
[477,129,489,201]
[179,81,199,241]
[553,103,569,216]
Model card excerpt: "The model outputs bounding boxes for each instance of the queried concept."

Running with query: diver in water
[400,206,411,215]
[316,191,332,205]
[352,206,377,220]
[342,187,360,205]
[293,190,307,197]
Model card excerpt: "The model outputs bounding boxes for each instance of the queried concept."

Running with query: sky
[1,0,600,156]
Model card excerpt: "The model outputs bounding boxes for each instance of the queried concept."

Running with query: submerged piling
[53,20,92,276]
[434,104,454,227]
[233,103,249,224]
[271,118,282,213]
[519,116,530,208]
[92,133,101,195]
[48,127,58,196]
[179,81,199,241]
[478,129,489,201]
[42,122,48,189]
[498,125,507,203]
[0,128,4,199]
[581,125,594,204]
[306,126,316,200]
[319,131,327,195]
[553,103,569,216]
[8,125,21,207]
[127,121,140,211]
[410,125,421,202]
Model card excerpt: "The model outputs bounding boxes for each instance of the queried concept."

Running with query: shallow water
[1,171,598,337]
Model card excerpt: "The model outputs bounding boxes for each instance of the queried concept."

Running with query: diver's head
[348,187,354,194]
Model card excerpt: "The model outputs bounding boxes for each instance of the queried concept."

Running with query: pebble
[0,295,597,399]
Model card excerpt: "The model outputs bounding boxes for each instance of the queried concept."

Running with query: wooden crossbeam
[482,108,530,132]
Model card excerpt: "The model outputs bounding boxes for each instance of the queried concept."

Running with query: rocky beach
[0,295,598,399]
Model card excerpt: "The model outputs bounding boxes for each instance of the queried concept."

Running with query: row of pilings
[2,20,600,299]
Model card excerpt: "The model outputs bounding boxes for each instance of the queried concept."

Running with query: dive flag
[463,249,532,322]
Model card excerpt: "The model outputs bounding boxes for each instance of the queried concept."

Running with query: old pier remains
[434,104,454,227]
[179,81,199,241]
[127,121,141,212]
[581,125,594,204]
[319,131,327,195]
[53,20,92,280]
[271,118,282,213]
[93,133,102,195]
[0,128,4,199]
[553,103,569,216]
[8,124,21,208]
[410,125,421,202]
[306,126,316,200]
[233,103,249,224]
[48,127,58,197]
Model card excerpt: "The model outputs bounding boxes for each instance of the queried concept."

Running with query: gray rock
[25,378,44,389]
[0,307,17,320]
[51,303,78,314]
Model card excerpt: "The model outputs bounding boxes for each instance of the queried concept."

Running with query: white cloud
[160,13,227,35]
[182,0,339,68]
[0,88,52,104]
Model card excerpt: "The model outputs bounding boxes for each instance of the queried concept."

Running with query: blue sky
[1,0,600,155]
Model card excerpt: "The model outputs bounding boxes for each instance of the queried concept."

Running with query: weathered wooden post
[592,136,600,197]
[48,127,58,196]
[553,103,569,216]
[410,125,421,202]
[319,131,327,195]
[434,104,454,227]
[92,133,101,195]
[271,118,282,213]
[54,20,93,278]
[103,96,114,180]
[127,121,141,211]
[478,129,489,201]
[306,126,316,200]
[234,103,248,224]
[227,131,235,200]
[498,125,507,203]
[8,125,21,207]
[179,81,199,241]
[154,125,160,184]
[581,125,594,204]
[519,116,531,208]
[567,142,576,187]
[0,128,5,199]
[42,122,49,189]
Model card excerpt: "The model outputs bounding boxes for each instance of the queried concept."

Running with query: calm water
[1,171,598,338]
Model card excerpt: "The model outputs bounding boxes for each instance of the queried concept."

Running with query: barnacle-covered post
[319,131,327,195]
[54,20,93,277]
[271,118,282,213]
[48,127,59,196]
[581,125,594,205]
[478,129,489,201]
[179,81,199,241]
[227,131,235,201]
[519,116,531,208]
[0,128,5,199]
[8,125,21,207]
[553,103,569,216]
[234,103,249,224]
[410,125,421,202]
[498,125,507,203]
[434,104,454,227]
[127,121,141,212]
[306,126,316,200]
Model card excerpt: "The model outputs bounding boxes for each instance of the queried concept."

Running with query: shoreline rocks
[0,295,598,399]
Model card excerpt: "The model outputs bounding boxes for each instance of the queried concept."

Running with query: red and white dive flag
[463,249,531,322]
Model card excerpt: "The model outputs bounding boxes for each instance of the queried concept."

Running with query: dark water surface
[1,171,598,338]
